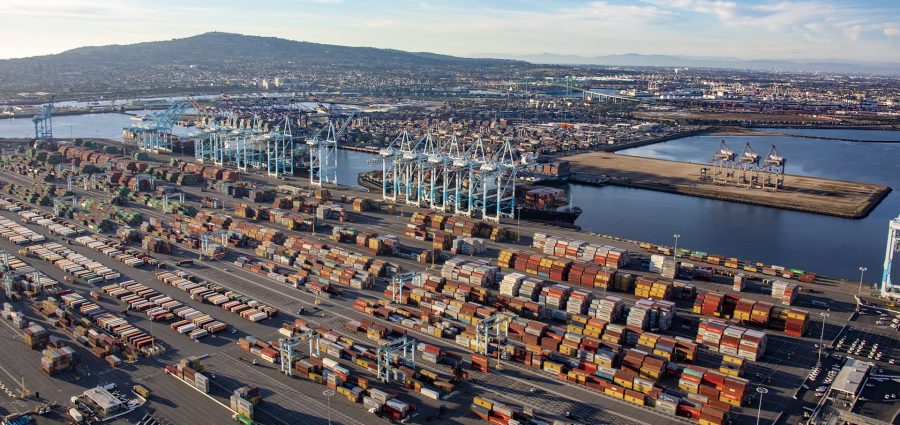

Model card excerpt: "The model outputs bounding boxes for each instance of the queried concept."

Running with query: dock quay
[562,152,891,219]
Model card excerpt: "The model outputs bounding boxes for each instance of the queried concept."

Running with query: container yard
[562,152,890,219]
[0,140,895,425]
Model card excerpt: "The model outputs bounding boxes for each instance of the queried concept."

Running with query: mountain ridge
[0,32,526,92]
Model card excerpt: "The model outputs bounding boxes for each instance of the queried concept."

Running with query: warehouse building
[830,359,872,408]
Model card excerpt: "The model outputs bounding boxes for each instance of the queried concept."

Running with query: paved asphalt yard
[0,162,896,425]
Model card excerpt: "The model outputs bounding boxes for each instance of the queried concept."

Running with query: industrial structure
[760,145,786,191]
[475,314,511,358]
[123,100,190,153]
[702,141,786,191]
[737,142,760,187]
[32,96,55,140]
[278,332,320,377]
[709,140,736,185]
[53,195,77,217]
[504,77,640,103]
[186,96,355,183]
[380,132,519,222]
[308,113,354,186]
[376,335,416,383]
[881,214,900,300]
[193,115,299,178]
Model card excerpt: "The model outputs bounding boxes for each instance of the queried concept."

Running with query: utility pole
[673,233,681,262]
[818,312,830,365]
[755,387,768,425]
[516,206,522,243]
[323,389,335,425]
[857,266,867,298]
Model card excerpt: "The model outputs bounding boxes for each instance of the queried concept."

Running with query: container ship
[519,186,582,226]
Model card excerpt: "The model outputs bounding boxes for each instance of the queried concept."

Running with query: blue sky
[1,0,898,62]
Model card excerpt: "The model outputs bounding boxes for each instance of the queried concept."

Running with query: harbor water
[0,111,192,141]
[1,113,896,280]
[572,130,900,280]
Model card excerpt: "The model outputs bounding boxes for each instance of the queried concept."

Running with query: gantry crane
[124,100,190,152]
[380,129,416,203]
[53,195,77,217]
[380,131,519,222]
[278,331,321,377]
[89,171,114,190]
[481,138,518,223]
[388,272,420,303]
[1,252,39,298]
[67,174,90,191]
[134,174,156,192]
[162,192,185,214]
[761,145,786,191]
[426,135,453,211]
[266,116,296,178]
[33,96,55,140]
[881,214,900,300]
[441,135,469,214]
[456,137,487,217]
[200,230,230,260]
[710,140,736,185]
[475,314,512,367]
[737,142,760,188]
[377,335,417,383]
[308,113,354,187]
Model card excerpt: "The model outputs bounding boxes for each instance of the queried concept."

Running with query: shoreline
[561,151,892,220]
[702,126,900,142]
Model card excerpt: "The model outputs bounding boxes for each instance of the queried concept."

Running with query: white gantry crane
[194,113,298,178]
[481,138,518,223]
[309,113,354,187]
[881,214,900,300]
[455,136,487,218]
[162,192,185,214]
[53,195,77,217]
[380,131,519,222]
[710,140,737,185]
[761,145,786,191]
[380,129,416,203]
[426,135,453,211]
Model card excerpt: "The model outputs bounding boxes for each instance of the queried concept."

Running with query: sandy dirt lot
[563,152,890,218]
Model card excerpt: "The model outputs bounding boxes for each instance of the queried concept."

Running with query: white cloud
[646,0,898,41]
[0,0,146,18]
[0,0,897,62]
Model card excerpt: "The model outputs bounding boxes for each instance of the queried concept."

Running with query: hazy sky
[1,0,898,62]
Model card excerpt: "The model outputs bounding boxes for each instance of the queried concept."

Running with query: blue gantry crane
[124,100,190,152]
[33,95,55,140]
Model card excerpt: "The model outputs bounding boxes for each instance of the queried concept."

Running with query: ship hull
[519,208,581,226]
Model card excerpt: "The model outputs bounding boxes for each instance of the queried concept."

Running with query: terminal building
[83,386,125,416]
[830,358,872,409]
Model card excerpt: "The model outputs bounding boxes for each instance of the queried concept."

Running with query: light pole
[672,234,680,262]
[857,266,867,297]
[516,206,522,243]
[818,312,830,365]
[755,387,768,425]
[323,389,335,425]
